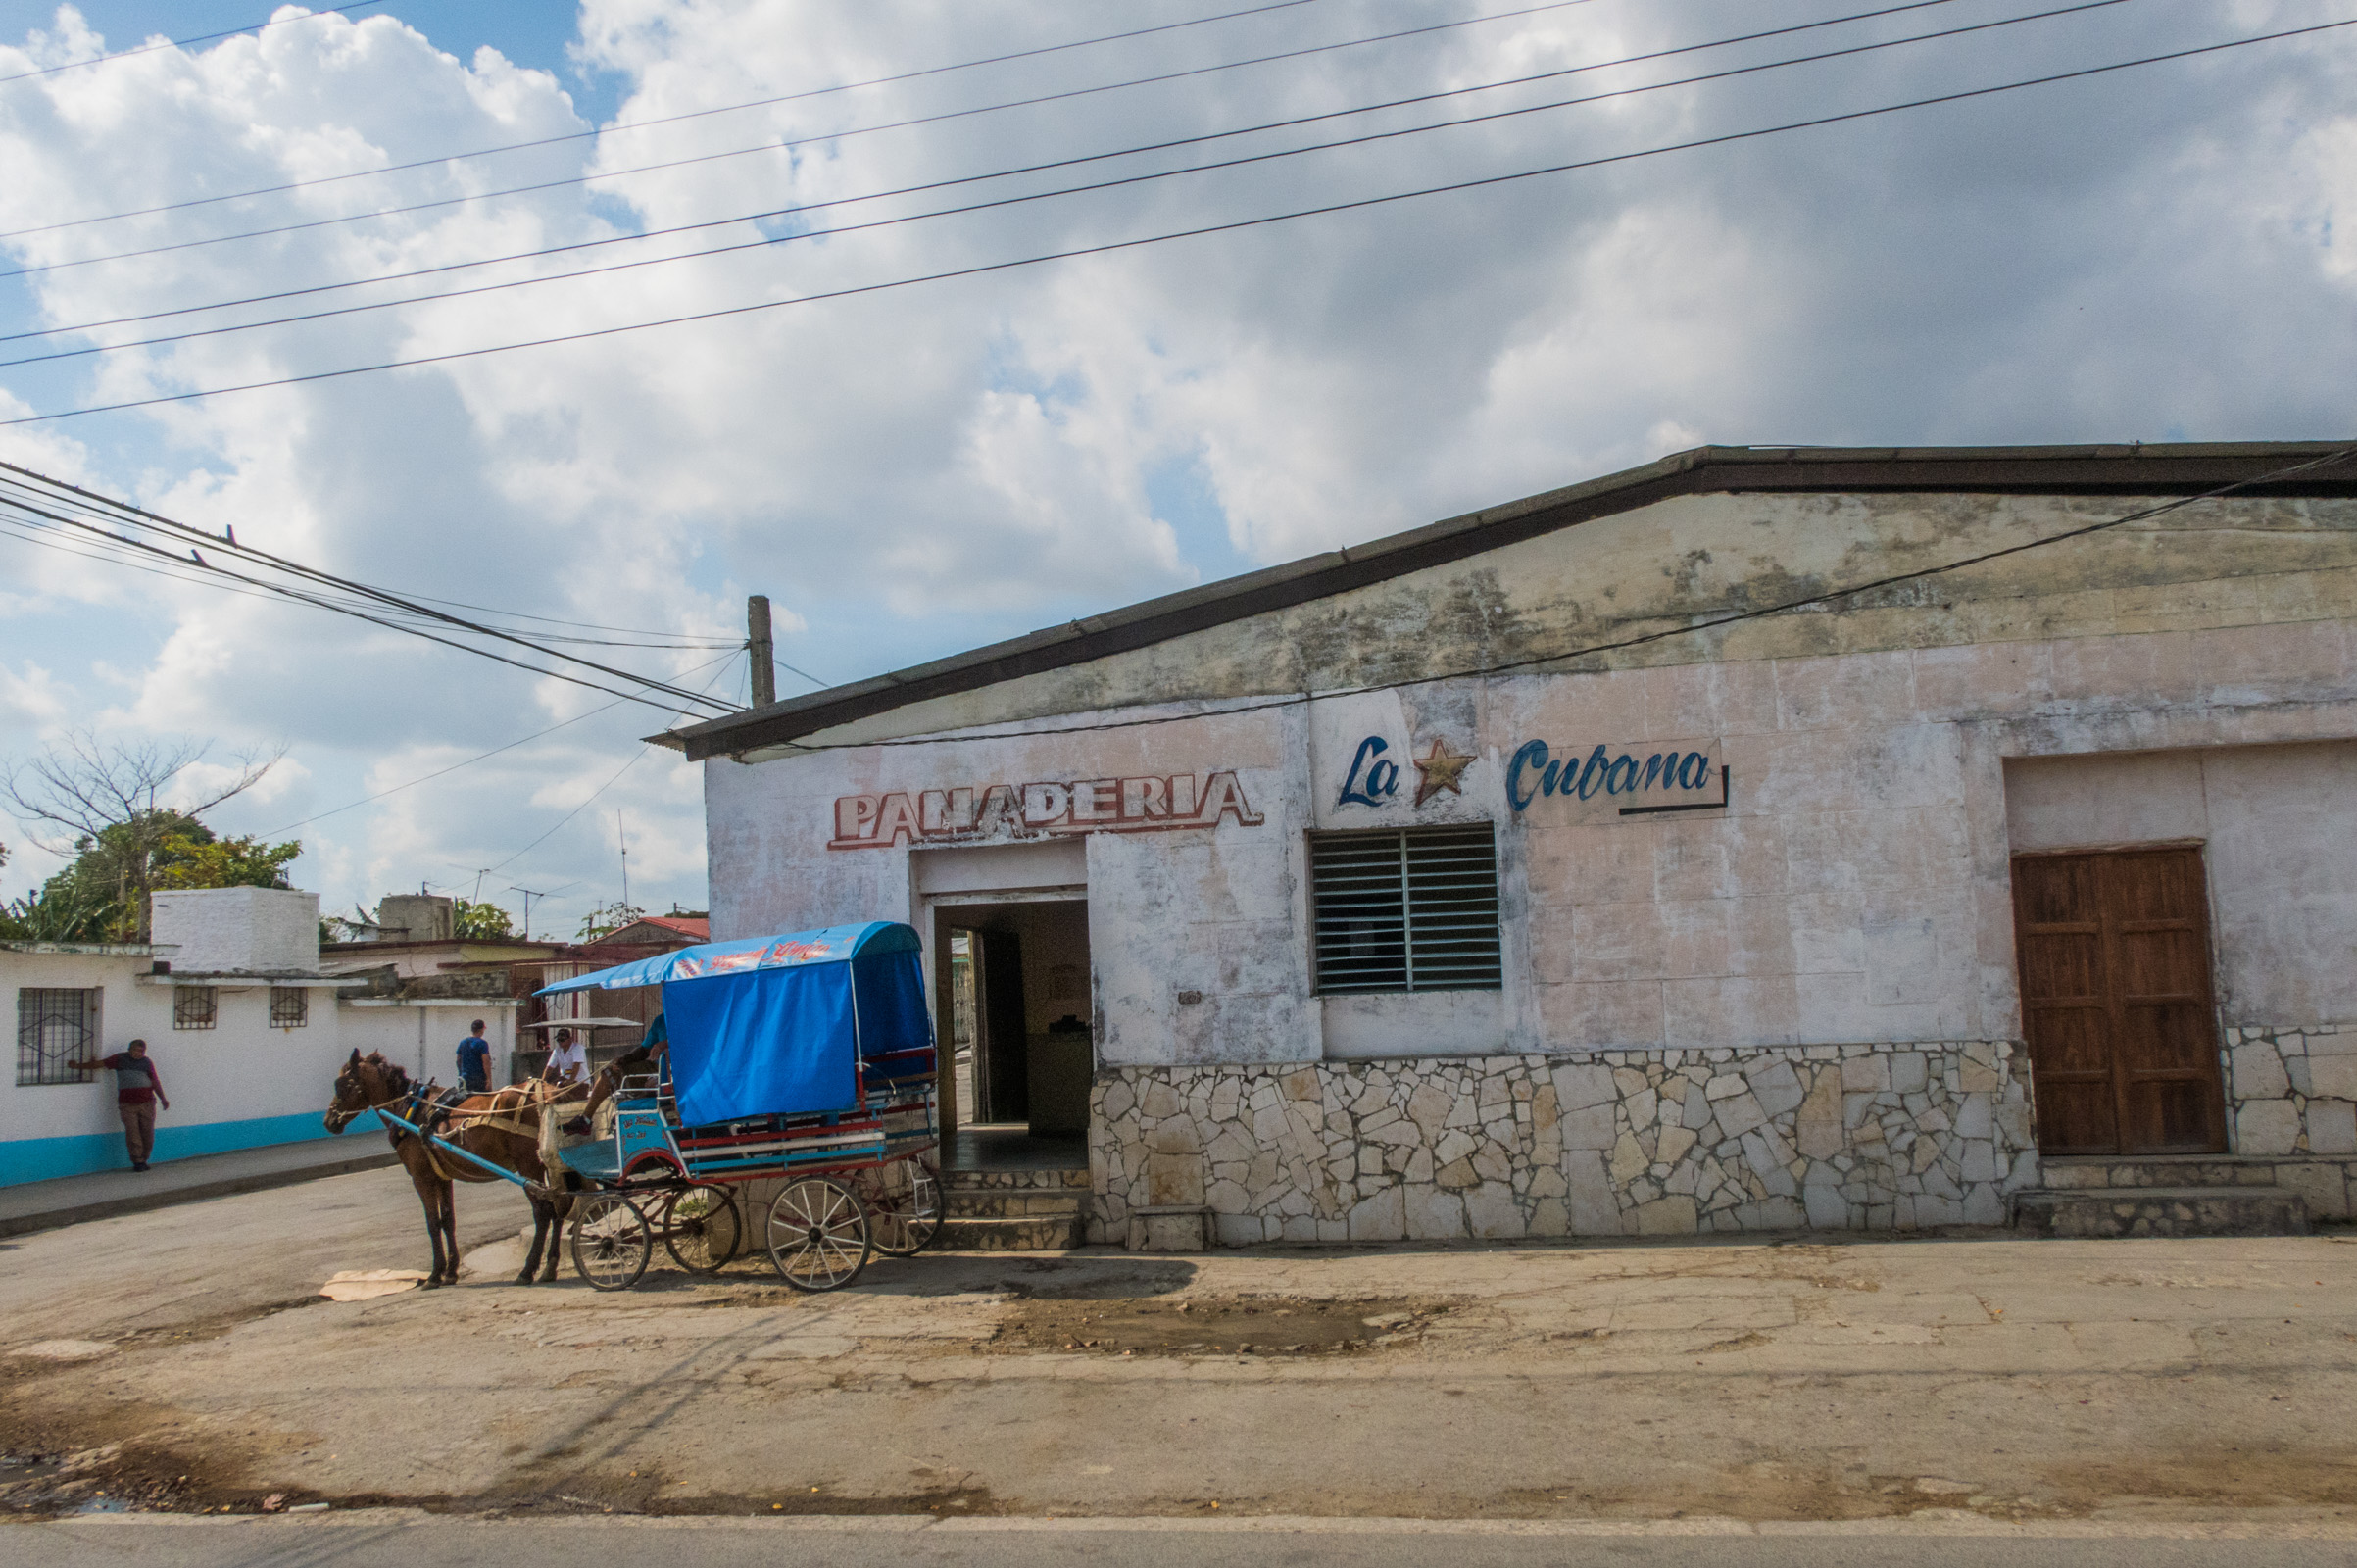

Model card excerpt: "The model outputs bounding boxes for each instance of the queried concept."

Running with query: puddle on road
[991,1295,1449,1356]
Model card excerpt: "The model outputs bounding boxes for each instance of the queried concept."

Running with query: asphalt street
[16,1516,2357,1568]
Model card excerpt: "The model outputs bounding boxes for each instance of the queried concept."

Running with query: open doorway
[936,898,1092,1166]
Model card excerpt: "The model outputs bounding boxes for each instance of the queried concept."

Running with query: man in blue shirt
[456,1021,493,1094]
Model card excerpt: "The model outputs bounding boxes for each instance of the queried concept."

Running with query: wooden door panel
[2014,857,2097,923]
[2010,845,2226,1156]
[2024,1005,2109,1075]
[2021,932,2100,999]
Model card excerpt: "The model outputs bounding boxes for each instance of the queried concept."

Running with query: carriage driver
[544,1026,589,1087]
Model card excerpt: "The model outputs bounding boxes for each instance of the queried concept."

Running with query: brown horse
[324,1050,579,1287]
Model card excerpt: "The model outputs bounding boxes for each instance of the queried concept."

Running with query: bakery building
[658,442,2357,1244]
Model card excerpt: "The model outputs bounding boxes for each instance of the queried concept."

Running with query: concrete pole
[748,595,776,709]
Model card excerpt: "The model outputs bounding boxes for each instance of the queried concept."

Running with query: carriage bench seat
[558,1141,623,1181]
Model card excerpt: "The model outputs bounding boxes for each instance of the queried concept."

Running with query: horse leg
[517,1196,548,1286]
[411,1158,449,1288]
[542,1195,569,1283]
[437,1181,461,1286]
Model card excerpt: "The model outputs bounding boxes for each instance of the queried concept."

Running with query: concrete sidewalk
[0,1134,399,1238]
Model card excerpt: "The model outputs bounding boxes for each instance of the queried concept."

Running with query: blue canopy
[535,921,932,1125]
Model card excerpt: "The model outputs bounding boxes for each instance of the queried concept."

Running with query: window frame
[172,984,219,1031]
[1309,823,1504,996]
[269,986,309,1029]
[16,987,101,1087]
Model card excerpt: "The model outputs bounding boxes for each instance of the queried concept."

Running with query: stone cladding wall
[1087,1042,2036,1246]
[2225,1024,2357,1157]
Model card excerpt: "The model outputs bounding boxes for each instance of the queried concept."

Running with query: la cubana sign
[830,771,1263,851]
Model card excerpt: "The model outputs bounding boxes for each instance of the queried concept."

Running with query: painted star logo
[1409,739,1475,807]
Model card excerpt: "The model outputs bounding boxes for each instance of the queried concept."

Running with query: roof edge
[654,440,2357,760]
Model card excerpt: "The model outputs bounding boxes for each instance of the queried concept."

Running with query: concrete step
[2040,1156,2281,1191]
[2013,1186,2309,1239]
[940,1166,1091,1193]
[942,1190,1087,1220]
[934,1213,1085,1251]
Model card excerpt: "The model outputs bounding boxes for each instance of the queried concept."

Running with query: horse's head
[325,1050,409,1133]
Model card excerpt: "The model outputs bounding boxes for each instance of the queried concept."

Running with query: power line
[763,445,2357,753]
[0,0,1351,241]
[254,647,742,837]
[0,0,1617,286]
[0,462,738,710]
[8,17,2344,429]
[0,2,392,87]
[3,0,1996,348]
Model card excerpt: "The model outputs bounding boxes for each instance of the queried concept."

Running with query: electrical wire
[0,2,391,87]
[0,0,1353,240]
[0,0,1625,285]
[1,0,2002,345]
[760,445,2357,752]
[254,647,742,837]
[7,17,2345,430]
[0,462,738,709]
[475,648,748,881]
[0,0,2141,369]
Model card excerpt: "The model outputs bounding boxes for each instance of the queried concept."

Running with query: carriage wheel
[662,1184,743,1274]
[858,1157,943,1257]
[569,1193,653,1291]
[764,1177,870,1292]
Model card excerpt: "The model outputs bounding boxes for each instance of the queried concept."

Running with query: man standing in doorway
[68,1039,171,1171]
[457,1020,493,1095]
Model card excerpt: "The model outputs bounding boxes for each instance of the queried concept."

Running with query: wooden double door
[2010,846,2228,1155]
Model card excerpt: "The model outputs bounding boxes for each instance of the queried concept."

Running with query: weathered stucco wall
[1089,1041,2033,1243]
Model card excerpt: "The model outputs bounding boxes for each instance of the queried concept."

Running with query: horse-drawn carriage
[347,921,943,1293]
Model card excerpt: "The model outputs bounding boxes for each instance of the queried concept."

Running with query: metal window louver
[270,987,309,1028]
[173,984,218,1031]
[1311,824,1502,994]
[17,988,98,1086]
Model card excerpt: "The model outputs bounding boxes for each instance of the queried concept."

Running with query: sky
[0,0,2351,940]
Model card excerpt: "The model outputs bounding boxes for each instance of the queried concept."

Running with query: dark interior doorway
[935,899,1093,1157]
[2011,846,2229,1155]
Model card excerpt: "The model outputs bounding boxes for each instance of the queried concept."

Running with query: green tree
[454,899,515,940]
[575,901,645,942]
[1,732,282,940]
[153,831,302,891]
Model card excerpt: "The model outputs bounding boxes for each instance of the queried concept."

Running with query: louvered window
[1310,825,1503,994]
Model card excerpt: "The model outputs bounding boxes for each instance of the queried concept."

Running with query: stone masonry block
[2235,1101,2302,1156]
[2229,1041,2292,1102]
[2307,1100,2357,1156]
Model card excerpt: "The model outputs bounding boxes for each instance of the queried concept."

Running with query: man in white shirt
[544,1027,589,1087]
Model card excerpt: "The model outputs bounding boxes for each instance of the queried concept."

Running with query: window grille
[173,985,219,1031]
[17,988,99,1087]
[270,987,309,1028]
[1310,824,1503,994]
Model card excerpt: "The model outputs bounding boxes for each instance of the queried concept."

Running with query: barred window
[1310,824,1503,994]
[270,987,309,1028]
[173,984,219,1031]
[17,988,100,1086]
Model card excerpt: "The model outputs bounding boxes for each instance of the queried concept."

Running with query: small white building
[3,887,515,1185]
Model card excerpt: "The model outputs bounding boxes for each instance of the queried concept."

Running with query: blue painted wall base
[0,1109,368,1187]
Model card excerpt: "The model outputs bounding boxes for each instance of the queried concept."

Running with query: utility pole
[616,808,630,909]
[748,594,776,709]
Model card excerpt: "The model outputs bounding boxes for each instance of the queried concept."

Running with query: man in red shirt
[69,1038,172,1171]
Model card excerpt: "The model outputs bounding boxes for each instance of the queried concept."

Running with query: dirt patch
[991,1295,1449,1356]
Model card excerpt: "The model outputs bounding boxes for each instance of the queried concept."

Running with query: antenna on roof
[617,808,630,909]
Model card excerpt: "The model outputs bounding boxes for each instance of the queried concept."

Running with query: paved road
[6,1165,2357,1525]
[20,1515,2357,1567]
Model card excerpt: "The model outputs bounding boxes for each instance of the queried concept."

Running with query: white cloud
[2,0,2355,913]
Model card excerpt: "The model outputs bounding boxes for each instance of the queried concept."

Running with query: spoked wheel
[662,1184,743,1274]
[764,1177,870,1292]
[569,1192,653,1292]
[857,1157,943,1257]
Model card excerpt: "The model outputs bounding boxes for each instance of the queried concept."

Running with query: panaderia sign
[830,771,1263,850]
